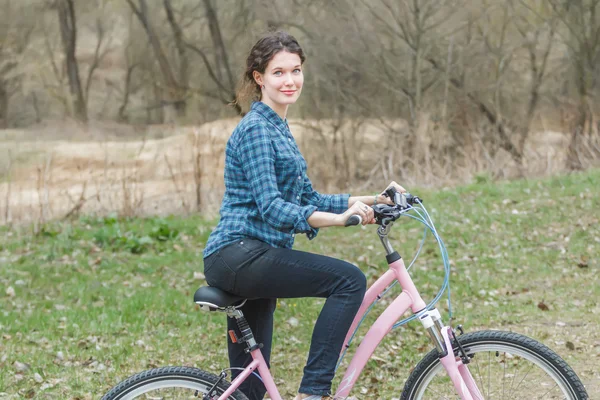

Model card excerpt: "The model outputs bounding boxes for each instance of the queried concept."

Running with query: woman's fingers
[359,203,369,225]
[389,180,407,193]
[378,181,407,205]
[353,201,373,225]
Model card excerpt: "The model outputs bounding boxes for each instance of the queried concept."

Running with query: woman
[203,31,404,400]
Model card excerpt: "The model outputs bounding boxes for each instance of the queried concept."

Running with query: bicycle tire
[101,366,249,400]
[401,330,588,399]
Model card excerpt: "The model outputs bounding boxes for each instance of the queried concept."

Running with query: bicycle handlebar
[344,214,363,227]
[344,187,423,227]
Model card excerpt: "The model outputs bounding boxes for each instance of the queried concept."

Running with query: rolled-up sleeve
[237,122,318,236]
[301,175,350,214]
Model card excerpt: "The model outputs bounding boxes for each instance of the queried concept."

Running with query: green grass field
[1,170,599,399]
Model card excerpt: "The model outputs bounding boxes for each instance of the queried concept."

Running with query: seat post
[226,308,262,353]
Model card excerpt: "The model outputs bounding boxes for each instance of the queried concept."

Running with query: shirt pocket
[273,139,302,190]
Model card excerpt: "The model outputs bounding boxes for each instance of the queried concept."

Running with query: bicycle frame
[334,254,483,399]
[217,235,484,400]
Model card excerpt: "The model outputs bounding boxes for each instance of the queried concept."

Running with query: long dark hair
[232,31,306,112]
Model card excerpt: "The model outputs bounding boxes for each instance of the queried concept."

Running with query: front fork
[418,309,485,400]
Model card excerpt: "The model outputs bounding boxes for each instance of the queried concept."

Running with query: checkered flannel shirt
[203,101,350,258]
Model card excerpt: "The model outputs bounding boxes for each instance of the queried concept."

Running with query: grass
[0,170,599,399]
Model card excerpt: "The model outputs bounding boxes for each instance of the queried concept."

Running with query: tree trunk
[57,0,87,122]
[164,0,189,115]
[126,0,186,117]
[203,0,235,96]
[118,64,137,122]
[566,95,592,170]
[0,80,8,128]
[425,56,523,163]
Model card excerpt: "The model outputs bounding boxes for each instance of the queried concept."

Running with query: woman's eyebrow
[271,65,302,70]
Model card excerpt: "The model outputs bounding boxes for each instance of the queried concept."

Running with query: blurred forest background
[2,2,600,398]
[1,0,600,224]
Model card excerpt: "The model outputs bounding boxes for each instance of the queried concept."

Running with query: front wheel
[401,330,588,399]
[101,366,249,400]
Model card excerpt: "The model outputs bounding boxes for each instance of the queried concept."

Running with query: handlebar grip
[344,214,362,227]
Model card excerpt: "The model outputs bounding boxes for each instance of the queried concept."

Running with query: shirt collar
[251,101,289,135]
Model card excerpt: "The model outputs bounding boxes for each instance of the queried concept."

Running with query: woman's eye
[293,69,302,73]
[274,71,282,76]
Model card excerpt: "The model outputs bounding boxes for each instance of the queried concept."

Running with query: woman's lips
[281,90,296,95]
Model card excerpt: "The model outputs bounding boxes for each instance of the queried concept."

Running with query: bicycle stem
[377,222,395,255]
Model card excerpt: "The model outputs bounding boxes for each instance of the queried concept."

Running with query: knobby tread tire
[401,330,588,400]
[101,365,249,400]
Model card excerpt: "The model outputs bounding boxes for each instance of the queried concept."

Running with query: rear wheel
[101,366,249,400]
[401,330,588,399]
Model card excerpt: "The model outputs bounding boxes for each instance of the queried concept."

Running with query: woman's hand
[377,181,407,205]
[338,201,375,226]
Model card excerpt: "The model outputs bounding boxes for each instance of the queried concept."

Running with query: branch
[266,20,315,40]
[184,41,233,96]
[125,0,143,22]
[84,18,106,104]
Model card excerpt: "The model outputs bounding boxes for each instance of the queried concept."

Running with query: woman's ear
[253,70,262,86]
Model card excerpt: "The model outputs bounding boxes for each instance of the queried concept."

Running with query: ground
[0,169,598,398]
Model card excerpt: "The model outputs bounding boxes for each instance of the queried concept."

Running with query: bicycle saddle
[194,286,247,311]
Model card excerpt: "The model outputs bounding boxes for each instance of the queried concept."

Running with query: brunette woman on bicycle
[202,31,404,400]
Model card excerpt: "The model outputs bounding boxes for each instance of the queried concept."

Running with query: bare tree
[84,10,113,108]
[203,0,236,100]
[164,0,190,102]
[57,0,87,122]
[184,0,243,114]
[116,40,141,123]
[546,0,600,168]
[513,0,557,156]
[126,0,187,117]
[0,0,36,127]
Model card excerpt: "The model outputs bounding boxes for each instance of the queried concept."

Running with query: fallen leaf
[13,361,30,372]
[577,255,589,268]
[89,257,102,267]
[193,272,205,280]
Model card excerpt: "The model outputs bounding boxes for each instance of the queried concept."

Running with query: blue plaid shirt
[203,101,351,258]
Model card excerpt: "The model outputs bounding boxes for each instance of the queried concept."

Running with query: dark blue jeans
[203,238,367,399]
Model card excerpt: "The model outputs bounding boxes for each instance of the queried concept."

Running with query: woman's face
[254,51,303,111]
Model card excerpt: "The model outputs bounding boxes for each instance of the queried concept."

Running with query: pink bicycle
[102,189,588,399]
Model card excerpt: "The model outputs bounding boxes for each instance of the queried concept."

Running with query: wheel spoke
[401,331,586,400]
[100,367,247,400]
[487,351,491,398]
[502,351,507,400]
[472,352,486,398]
